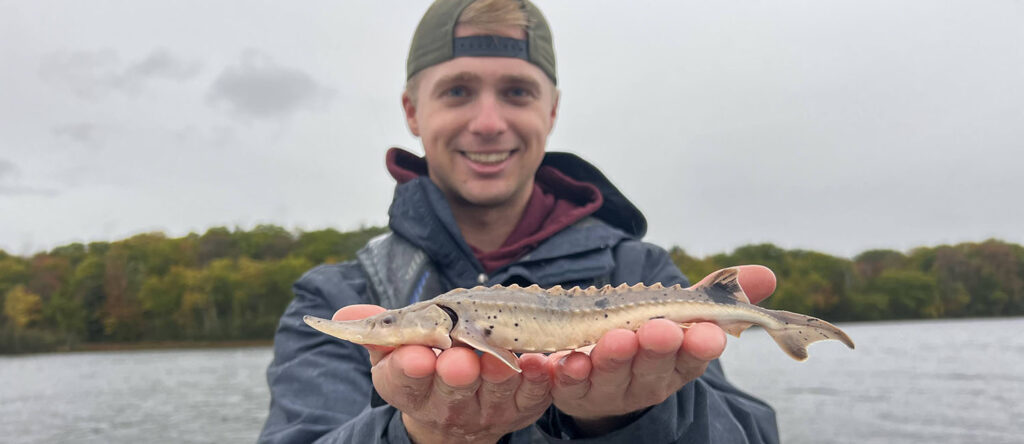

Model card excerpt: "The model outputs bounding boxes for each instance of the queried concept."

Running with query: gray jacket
[259,153,779,443]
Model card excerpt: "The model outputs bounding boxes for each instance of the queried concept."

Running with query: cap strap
[452,35,529,60]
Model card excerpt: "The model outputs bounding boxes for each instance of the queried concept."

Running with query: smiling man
[259,1,780,443]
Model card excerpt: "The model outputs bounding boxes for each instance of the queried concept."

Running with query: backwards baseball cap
[406,0,557,84]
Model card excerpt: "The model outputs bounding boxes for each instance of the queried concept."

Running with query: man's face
[402,25,559,211]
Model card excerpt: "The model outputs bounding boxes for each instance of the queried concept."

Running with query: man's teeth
[464,151,511,164]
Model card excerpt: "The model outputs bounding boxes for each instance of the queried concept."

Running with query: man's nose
[468,94,507,138]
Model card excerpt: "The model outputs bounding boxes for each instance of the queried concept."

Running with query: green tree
[295,228,346,263]
[868,269,941,319]
[0,255,30,306]
[27,254,71,302]
[237,225,294,260]
[198,227,238,265]
[4,285,43,329]
[138,266,190,339]
[854,249,905,280]
[178,258,238,339]
[101,245,144,340]
[49,243,88,268]
[68,255,107,341]
[43,292,86,346]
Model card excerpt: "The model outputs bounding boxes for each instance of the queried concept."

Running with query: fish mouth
[303,315,368,343]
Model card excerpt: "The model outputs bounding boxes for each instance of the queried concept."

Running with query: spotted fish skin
[303,268,855,372]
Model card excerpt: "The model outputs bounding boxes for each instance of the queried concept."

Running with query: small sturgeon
[304,268,855,372]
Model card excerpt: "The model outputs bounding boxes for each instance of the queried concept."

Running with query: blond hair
[459,0,530,31]
[405,0,530,103]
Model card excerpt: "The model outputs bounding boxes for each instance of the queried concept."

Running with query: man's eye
[446,86,468,97]
[506,87,530,98]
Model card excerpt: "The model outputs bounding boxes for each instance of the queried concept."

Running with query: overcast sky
[1,0,1021,259]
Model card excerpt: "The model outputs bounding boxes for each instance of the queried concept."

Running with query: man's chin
[456,189,518,209]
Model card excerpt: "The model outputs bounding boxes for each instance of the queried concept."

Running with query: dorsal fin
[694,268,750,304]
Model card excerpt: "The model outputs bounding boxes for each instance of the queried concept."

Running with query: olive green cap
[406,0,557,84]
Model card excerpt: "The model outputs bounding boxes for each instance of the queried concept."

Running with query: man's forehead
[434,70,544,90]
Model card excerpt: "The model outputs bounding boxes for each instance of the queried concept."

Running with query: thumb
[333,304,393,364]
[688,265,777,305]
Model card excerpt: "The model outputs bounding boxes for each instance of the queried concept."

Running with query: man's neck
[448,192,531,253]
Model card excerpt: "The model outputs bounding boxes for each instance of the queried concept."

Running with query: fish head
[303,303,454,349]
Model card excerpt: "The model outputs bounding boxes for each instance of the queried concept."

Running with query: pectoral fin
[450,322,521,373]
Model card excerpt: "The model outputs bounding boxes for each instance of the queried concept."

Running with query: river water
[1,318,1021,443]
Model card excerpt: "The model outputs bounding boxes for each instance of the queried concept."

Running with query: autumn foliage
[1,226,1021,353]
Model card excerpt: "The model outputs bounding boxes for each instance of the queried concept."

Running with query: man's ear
[402,92,420,136]
[548,89,560,133]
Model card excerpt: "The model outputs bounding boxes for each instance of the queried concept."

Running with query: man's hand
[547,265,777,437]
[333,305,553,444]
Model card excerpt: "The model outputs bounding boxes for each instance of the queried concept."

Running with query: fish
[303,267,855,372]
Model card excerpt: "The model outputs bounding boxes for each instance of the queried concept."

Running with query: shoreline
[75,339,274,352]
[0,340,275,356]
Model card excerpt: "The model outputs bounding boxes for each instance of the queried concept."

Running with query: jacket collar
[386,149,645,287]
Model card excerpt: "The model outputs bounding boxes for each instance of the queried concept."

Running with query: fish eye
[381,316,394,326]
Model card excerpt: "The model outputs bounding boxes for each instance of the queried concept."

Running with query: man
[260,0,780,442]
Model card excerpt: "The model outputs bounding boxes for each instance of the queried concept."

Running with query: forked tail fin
[764,310,855,361]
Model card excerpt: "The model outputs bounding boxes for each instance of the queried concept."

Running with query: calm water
[1,318,1022,443]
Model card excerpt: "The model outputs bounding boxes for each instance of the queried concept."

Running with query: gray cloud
[0,159,17,180]
[125,49,201,81]
[38,48,201,99]
[207,50,333,119]
[0,159,58,197]
[52,122,102,145]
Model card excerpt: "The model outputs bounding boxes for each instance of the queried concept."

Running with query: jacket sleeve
[532,241,780,444]
[257,263,414,444]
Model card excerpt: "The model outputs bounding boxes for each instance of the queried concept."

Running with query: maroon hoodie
[386,147,604,273]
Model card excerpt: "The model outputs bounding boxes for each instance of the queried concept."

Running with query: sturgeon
[304,267,855,372]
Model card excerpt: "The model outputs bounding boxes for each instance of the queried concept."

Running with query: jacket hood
[385,147,647,238]
[540,151,647,238]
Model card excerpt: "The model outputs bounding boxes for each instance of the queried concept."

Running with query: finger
[333,305,393,363]
[549,350,591,401]
[513,354,552,412]
[478,353,523,420]
[632,319,685,379]
[585,329,639,395]
[434,347,482,396]
[426,348,482,428]
[734,265,776,305]
[333,304,386,321]
[675,322,726,381]
[372,345,437,409]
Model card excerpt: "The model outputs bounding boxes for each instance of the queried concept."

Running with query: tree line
[1,225,1021,353]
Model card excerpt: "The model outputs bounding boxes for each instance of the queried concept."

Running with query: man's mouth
[462,150,514,165]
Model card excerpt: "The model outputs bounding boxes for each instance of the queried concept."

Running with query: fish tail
[764,310,855,361]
